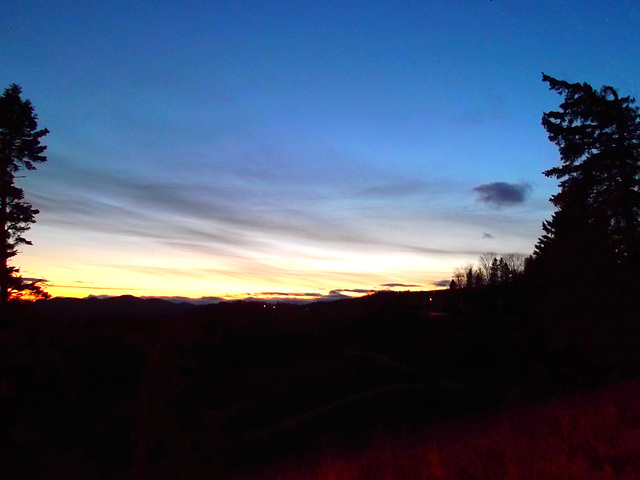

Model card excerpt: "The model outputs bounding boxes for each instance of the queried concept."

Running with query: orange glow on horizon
[44,283,445,301]
[19,237,457,301]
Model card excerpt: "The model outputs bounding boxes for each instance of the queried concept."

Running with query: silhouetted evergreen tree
[465,267,475,290]
[0,84,49,305]
[489,257,500,286]
[534,74,640,270]
[530,75,640,367]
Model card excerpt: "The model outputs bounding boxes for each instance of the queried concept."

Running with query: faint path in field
[343,343,465,391]
[223,344,466,449]
[226,383,438,447]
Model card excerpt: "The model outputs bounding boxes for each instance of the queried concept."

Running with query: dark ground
[1,290,638,479]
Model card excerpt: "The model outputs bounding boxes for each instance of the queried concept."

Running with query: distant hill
[32,294,199,321]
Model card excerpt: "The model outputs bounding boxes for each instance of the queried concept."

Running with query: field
[249,378,640,480]
[1,292,638,479]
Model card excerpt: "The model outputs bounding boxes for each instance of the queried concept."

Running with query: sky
[2,1,640,301]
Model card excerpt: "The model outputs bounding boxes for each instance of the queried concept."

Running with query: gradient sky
[2,1,640,300]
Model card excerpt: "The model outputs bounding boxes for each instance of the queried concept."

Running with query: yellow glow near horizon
[20,251,454,300]
[17,226,461,300]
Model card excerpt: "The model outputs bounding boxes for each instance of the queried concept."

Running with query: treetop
[0,83,49,172]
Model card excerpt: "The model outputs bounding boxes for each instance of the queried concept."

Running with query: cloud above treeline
[472,182,532,208]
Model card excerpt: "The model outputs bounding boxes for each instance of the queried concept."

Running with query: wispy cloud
[404,244,491,256]
[31,160,380,250]
[25,155,542,299]
[357,180,428,198]
[52,284,151,290]
[254,292,324,298]
[32,160,511,263]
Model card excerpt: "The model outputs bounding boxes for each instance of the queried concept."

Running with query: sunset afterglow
[3,1,640,301]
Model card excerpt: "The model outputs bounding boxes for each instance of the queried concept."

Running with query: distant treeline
[451,252,527,290]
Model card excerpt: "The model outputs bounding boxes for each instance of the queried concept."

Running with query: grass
[3,294,639,479]
[246,378,640,480]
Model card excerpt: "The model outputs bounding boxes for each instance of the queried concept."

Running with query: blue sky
[3,1,640,300]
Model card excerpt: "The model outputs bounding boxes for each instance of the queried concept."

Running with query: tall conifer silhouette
[0,84,49,304]
[535,74,640,272]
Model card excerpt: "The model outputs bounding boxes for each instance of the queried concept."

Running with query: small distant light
[429,297,433,302]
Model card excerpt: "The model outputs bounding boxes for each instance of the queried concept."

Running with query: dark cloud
[482,232,495,239]
[329,288,376,295]
[434,280,452,287]
[245,286,425,303]
[472,182,532,208]
[238,290,376,304]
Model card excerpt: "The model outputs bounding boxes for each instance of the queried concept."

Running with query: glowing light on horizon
[19,230,459,299]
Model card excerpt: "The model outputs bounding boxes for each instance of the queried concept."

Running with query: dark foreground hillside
[1,291,638,479]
